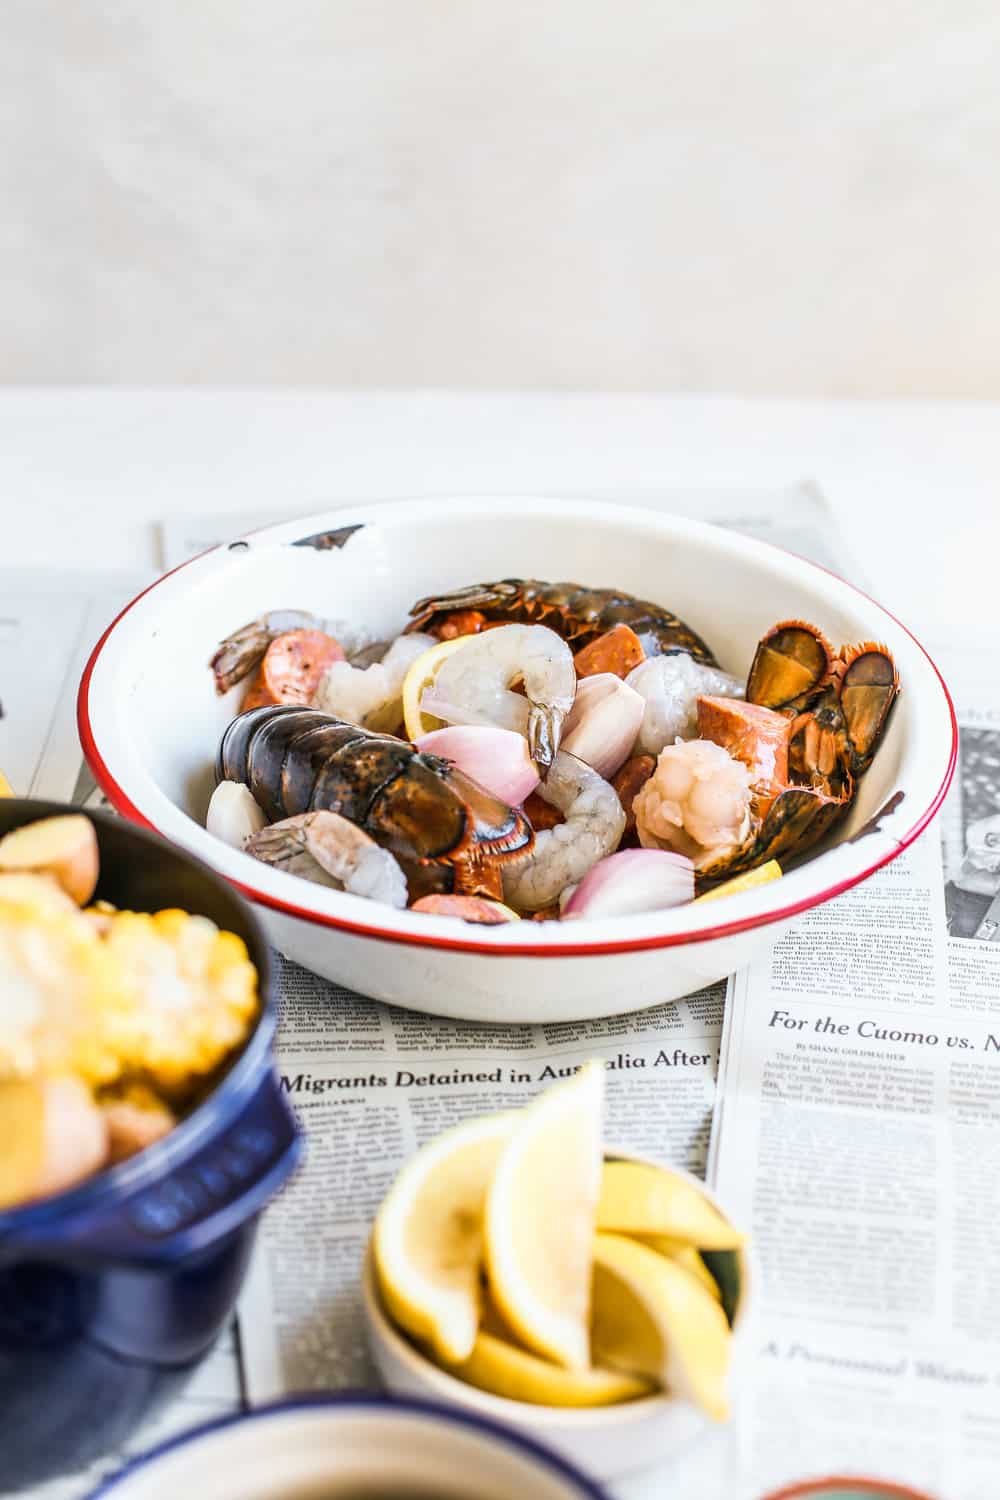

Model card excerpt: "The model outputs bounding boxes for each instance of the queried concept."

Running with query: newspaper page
[709,643,1000,1500]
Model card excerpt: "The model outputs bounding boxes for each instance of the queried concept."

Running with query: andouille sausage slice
[242,630,346,710]
[697,696,791,812]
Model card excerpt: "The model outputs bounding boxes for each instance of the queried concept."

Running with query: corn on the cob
[101,909,259,1092]
[0,906,125,1084]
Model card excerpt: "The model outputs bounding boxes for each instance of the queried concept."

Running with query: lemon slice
[450,1325,654,1408]
[373,1111,514,1363]
[695,860,781,902]
[484,1060,604,1370]
[0,770,13,797]
[591,1233,731,1421]
[401,636,477,741]
[631,1235,721,1301]
[597,1161,744,1250]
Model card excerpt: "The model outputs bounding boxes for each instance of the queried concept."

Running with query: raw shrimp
[313,633,436,733]
[502,752,626,912]
[626,655,744,756]
[632,740,752,869]
[419,624,576,769]
[211,610,320,695]
[246,811,408,909]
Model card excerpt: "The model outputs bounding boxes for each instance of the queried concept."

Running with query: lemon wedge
[373,1111,514,1363]
[632,1235,721,1301]
[695,860,781,902]
[401,636,477,741]
[451,1325,653,1407]
[597,1161,744,1250]
[484,1061,604,1370]
[0,770,13,797]
[591,1233,731,1421]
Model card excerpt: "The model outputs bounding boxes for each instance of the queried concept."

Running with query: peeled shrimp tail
[246,812,408,909]
[502,751,625,912]
[422,623,576,771]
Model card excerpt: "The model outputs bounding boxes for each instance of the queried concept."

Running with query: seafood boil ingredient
[591,1233,731,1421]
[636,1237,723,1302]
[241,628,346,710]
[418,623,576,770]
[314,632,436,733]
[373,1066,744,1411]
[612,755,656,839]
[246,812,408,909]
[560,673,645,780]
[0,907,123,1084]
[409,895,519,924]
[597,1160,745,1249]
[485,1061,604,1370]
[0,1075,108,1211]
[102,1085,177,1164]
[373,1111,515,1363]
[633,740,753,870]
[446,1319,654,1408]
[0,814,261,1211]
[206,780,269,849]
[219,706,532,882]
[210,609,323,695]
[0,871,84,920]
[502,753,626,913]
[0,769,13,796]
[408,579,718,663]
[572,623,645,681]
[694,860,782,903]
[0,814,99,907]
[697,696,790,812]
[414,726,540,807]
[563,849,695,920]
[102,910,258,1094]
[401,636,481,741]
[626,655,744,757]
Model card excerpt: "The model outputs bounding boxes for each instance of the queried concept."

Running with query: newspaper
[3,483,867,1500]
[709,643,1000,1500]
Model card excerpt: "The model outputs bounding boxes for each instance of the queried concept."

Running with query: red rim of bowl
[756,1478,940,1500]
[76,538,958,960]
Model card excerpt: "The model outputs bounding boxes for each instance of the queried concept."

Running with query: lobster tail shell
[217,706,533,870]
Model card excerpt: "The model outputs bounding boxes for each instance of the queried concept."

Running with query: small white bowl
[361,1157,752,1484]
[79,496,956,1023]
[83,1394,609,1500]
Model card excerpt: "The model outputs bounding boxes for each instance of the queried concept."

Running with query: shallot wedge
[560,673,645,780]
[415,726,540,807]
[245,811,408,909]
[206,781,269,849]
[563,849,695,920]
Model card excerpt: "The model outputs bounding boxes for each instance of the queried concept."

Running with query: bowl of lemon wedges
[363,1062,751,1482]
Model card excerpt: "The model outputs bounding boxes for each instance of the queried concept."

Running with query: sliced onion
[563,848,695,920]
[560,673,645,780]
[207,780,268,848]
[415,726,540,805]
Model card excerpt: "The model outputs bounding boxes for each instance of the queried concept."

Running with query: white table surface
[4,388,996,1500]
[2,389,997,652]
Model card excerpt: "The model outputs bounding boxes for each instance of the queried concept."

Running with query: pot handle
[2,1070,303,1268]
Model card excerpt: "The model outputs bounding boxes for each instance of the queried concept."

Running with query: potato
[0,1076,108,1210]
[0,871,81,918]
[0,815,99,906]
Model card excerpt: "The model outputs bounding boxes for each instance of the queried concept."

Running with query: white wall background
[5,1,998,394]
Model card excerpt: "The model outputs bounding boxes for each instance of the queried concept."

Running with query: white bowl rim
[77,495,958,960]
[82,1391,610,1500]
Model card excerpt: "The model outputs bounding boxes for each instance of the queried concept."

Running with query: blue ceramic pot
[0,801,302,1487]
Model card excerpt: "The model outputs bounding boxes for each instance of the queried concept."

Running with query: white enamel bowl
[79,497,956,1023]
[361,1156,752,1483]
[83,1394,610,1500]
